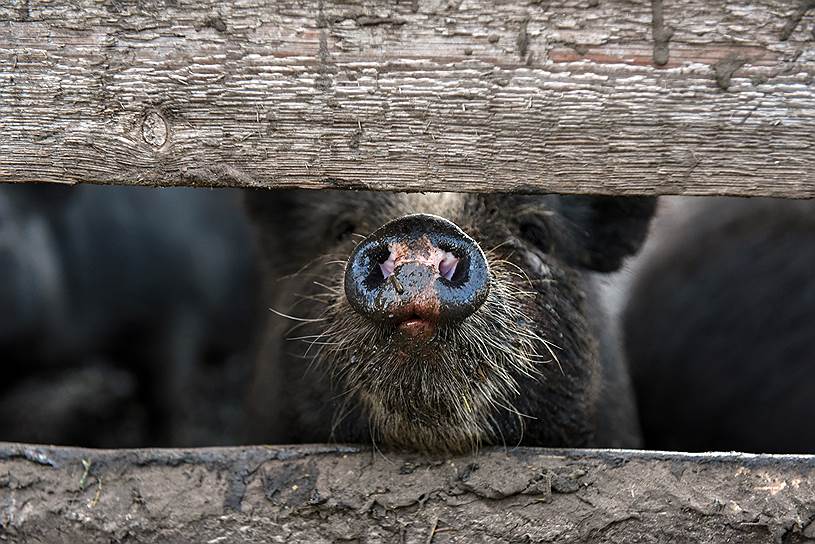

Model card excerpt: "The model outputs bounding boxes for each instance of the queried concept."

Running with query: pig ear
[557,196,656,272]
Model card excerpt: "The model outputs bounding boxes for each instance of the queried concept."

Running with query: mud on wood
[2,444,815,543]
[0,1,813,196]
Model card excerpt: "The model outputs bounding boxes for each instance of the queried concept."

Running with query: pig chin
[387,321,446,360]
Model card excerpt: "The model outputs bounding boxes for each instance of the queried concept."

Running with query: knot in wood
[142,111,168,148]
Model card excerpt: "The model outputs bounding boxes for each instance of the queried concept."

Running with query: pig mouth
[395,317,436,341]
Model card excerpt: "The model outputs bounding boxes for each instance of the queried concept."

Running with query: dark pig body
[624,197,815,453]
[0,184,259,446]
[246,191,654,453]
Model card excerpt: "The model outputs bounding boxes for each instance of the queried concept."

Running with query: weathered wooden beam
[1,444,815,543]
[0,1,813,196]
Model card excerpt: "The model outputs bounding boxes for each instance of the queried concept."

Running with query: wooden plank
[2,444,815,542]
[0,0,813,196]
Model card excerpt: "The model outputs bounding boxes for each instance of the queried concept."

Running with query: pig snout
[344,213,490,336]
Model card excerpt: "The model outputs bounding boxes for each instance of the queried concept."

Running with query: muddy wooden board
[1,443,815,542]
[0,0,813,196]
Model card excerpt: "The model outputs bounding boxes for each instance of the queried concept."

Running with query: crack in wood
[16,0,31,22]
[713,54,748,91]
[780,0,815,40]
[315,0,335,93]
[651,0,674,66]
[203,15,227,32]
[355,15,405,26]
[517,17,530,60]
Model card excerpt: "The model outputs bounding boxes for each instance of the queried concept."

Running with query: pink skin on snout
[377,237,459,340]
[379,248,459,281]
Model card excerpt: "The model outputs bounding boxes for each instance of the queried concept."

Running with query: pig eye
[519,219,552,252]
[331,218,356,241]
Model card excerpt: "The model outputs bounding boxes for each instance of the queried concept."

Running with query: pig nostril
[438,251,459,281]
[437,243,471,285]
[379,249,397,279]
[363,245,392,288]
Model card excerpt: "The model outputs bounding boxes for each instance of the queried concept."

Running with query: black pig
[246,191,654,453]
[624,197,815,453]
[0,184,258,446]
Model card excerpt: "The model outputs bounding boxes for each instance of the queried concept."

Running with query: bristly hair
[288,252,556,455]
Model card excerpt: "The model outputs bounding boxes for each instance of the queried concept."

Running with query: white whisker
[269,307,327,322]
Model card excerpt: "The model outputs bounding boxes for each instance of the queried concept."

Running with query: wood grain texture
[3,444,815,543]
[0,0,813,196]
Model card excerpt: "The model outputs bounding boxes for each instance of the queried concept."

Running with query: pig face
[247,190,654,453]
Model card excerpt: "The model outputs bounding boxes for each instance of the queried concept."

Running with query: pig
[623,197,815,453]
[0,183,259,446]
[245,190,655,454]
